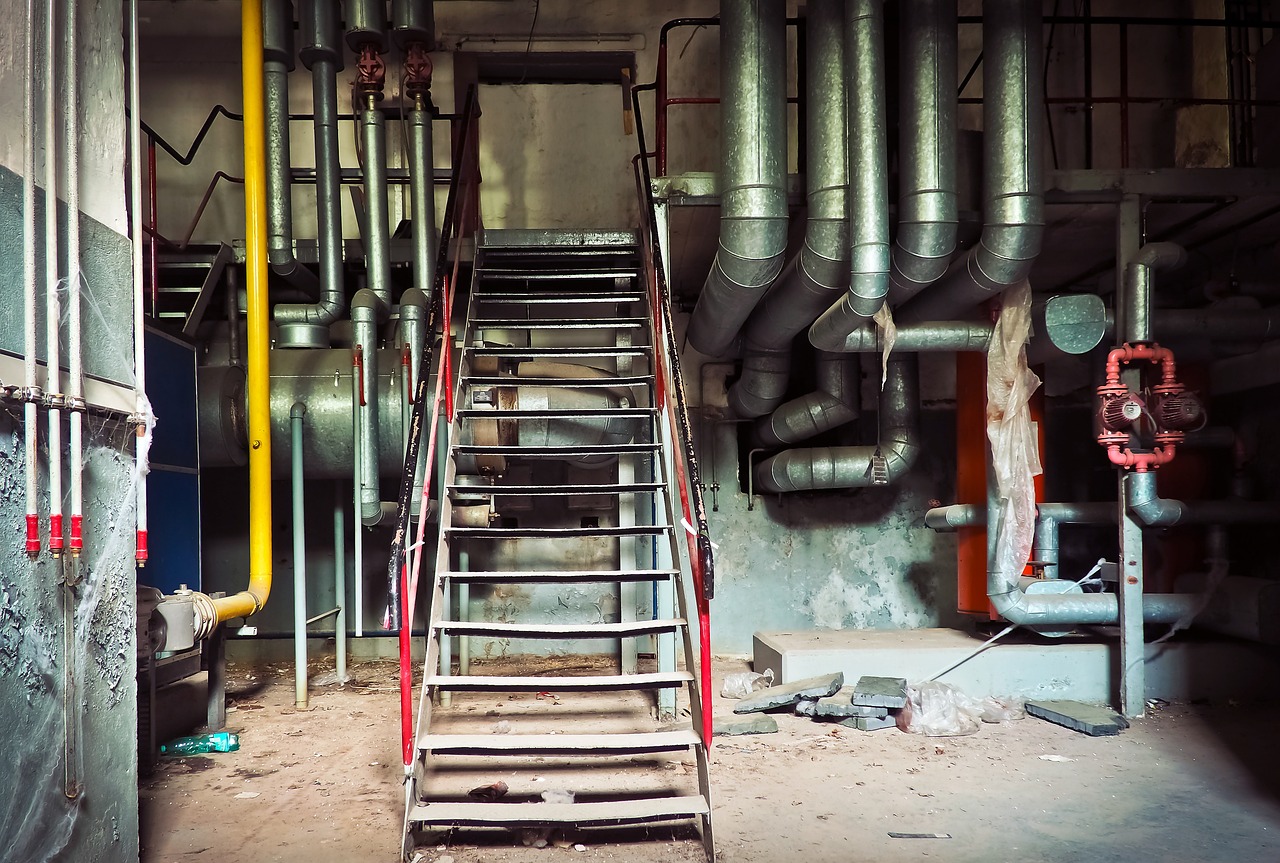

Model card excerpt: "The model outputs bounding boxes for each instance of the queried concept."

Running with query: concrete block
[1026,700,1131,736]
[713,714,779,736]
[841,714,898,732]
[732,672,844,714]
[852,676,908,709]
[810,687,888,719]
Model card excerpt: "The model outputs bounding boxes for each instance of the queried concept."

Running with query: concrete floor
[139,654,1280,863]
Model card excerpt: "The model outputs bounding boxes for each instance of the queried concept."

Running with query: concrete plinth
[754,628,1280,704]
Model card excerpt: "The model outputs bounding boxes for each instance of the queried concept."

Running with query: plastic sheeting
[986,281,1042,595]
[872,301,897,389]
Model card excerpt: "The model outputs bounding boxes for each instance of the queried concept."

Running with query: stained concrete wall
[0,3,139,861]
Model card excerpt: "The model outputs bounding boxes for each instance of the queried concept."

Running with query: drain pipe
[754,354,917,493]
[395,0,439,304]
[64,0,83,556]
[807,0,890,352]
[886,0,958,308]
[754,351,858,447]
[275,0,346,348]
[896,0,1044,324]
[22,0,39,559]
[206,0,274,627]
[352,290,385,525]
[44,0,63,557]
[263,0,320,300]
[727,0,848,418]
[350,0,392,307]
[291,403,309,709]
[686,0,788,358]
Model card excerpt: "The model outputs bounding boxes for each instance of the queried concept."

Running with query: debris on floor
[713,714,779,736]
[852,676,909,709]
[1026,699,1131,736]
[467,780,509,801]
[841,713,898,732]
[798,687,889,720]
[887,832,952,839]
[720,668,775,699]
[732,672,844,714]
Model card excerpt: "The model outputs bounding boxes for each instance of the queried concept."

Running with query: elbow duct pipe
[1125,471,1280,527]
[807,0,891,352]
[686,0,788,358]
[754,354,918,493]
[886,0,958,308]
[352,289,387,525]
[263,0,320,297]
[1122,242,1186,344]
[209,0,273,627]
[275,0,346,346]
[754,351,858,447]
[727,0,848,418]
[896,0,1044,324]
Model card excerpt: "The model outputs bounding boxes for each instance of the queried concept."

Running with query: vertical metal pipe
[360,102,393,305]
[210,0,275,623]
[64,0,83,556]
[148,138,158,316]
[23,0,40,559]
[351,291,383,523]
[334,483,347,682]
[407,103,437,296]
[128,0,149,568]
[458,550,470,676]
[291,404,309,709]
[45,0,63,557]
[352,363,364,637]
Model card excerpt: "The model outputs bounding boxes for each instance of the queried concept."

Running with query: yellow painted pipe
[212,0,272,623]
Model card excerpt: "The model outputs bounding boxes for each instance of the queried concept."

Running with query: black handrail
[384,85,480,630]
[630,83,715,602]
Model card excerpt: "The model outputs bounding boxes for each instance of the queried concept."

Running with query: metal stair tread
[474,292,644,304]
[407,795,709,827]
[465,346,650,359]
[456,407,656,419]
[446,524,671,538]
[453,443,659,456]
[443,568,678,583]
[418,729,701,756]
[464,374,653,389]
[432,618,687,638]
[471,317,647,329]
[475,268,639,280]
[448,481,664,496]
[426,671,694,691]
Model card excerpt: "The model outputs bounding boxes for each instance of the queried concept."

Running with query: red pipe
[148,136,159,317]
[400,559,413,766]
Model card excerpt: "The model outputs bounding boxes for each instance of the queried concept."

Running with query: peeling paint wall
[0,3,138,861]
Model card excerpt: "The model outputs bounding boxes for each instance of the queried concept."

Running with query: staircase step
[408,795,708,828]
[465,375,653,390]
[419,729,701,757]
[471,317,647,330]
[449,481,664,497]
[475,291,644,305]
[453,443,659,457]
[426,671,694,692]
[433,618,686,639]
[444,569,678,584]
[476,268,639,281]
[457,407,655,420]
[466,346,649,360]
[447,524,670,539]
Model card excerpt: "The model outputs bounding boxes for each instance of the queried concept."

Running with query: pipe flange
[190,590,219,642]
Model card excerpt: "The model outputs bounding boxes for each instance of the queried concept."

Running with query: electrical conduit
[23,0,39,559]
[64,0,84,555]
[45,0,62,557]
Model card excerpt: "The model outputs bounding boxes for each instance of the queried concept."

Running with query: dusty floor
[140,655,1280,863]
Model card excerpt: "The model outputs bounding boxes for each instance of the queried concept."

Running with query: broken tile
[1025,700,1130,737]
[840,714,898,732]
[852,676,908,709]
[732,672,844,714]
[713,714,779,736]
[812,687,889,719]
[795,700,817,717]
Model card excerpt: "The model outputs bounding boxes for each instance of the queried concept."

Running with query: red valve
[49,514,64,556]
[136,530,148,567]
[69,515,83,555]
[26,514,40,558]
[1095,341,1194,472]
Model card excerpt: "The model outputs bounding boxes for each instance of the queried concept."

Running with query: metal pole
[352,363,364,637]
[334,481,347,682]
[291,403,309,709]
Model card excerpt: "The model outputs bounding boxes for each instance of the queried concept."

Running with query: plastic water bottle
[159,731,240,757]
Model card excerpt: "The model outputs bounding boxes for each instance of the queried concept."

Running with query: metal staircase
[400,229,713,859]
[150,241,234,337]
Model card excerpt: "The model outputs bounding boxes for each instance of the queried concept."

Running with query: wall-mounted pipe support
[807,0,891,351]
[897,0,1044,324]
[754,354,918,493]
[728,0,848,417]
[276,0,345,348]
[208,0,274,626]
[886,0,958,307]
[686,0,788,357]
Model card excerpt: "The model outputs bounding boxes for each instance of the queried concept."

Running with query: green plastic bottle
[159,731,240,757]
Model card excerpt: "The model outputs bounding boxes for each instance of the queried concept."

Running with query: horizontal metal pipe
[754,354,917,493]
[828,320,993,353]
[1126,471,1280,527]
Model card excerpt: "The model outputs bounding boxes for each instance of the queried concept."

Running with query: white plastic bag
[904,682,985,736]
[720,668,775,699]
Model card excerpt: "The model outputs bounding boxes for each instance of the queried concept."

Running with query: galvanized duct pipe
[886,0,958,308]
[686,0,788,358]
[896,0,1044,324]
[753,351,858,447]
[807,0,890,352]
[727,0,848,418]
[275,0,345,347]
[352,289,386,524]
[754,354,917,493]
[927,501,1115,580]
[826,320,993,353]
[1125,472,1280,527]
[264,0,320,297]
[350,0,392,306]
[405,107,437,296]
